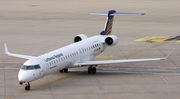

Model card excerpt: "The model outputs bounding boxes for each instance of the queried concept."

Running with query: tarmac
[0,0,180,99]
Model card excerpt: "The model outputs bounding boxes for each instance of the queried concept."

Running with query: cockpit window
[34,65,41,69]
[21,64,41,70]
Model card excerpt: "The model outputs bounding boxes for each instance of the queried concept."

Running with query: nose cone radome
[18,69,27,82]
[18,69,34,82]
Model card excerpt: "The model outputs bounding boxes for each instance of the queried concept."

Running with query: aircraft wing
[73,58,165,66]
[73,49,174,66]
[4,43,36,60]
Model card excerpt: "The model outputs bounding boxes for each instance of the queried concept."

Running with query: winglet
[4,43,10,55]
[4,43,36,60]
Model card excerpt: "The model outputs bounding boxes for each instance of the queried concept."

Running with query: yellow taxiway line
[134,36,174,42]
[120,42,168,59]
[134,36,180,43]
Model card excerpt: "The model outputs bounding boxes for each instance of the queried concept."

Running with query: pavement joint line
[160,76,169,84]
[95,42,169,60]
[5,72,81,99]
[119,42,168,59]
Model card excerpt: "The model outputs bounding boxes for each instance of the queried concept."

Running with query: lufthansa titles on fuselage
[45,53,63,62]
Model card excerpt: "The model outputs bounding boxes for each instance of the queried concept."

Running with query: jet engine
[74,34,88,43]
[105,35,118,46]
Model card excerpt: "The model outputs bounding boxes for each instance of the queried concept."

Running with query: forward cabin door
[37,58,47,76]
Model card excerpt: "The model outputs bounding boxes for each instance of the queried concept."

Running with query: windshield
[21,65,41,70]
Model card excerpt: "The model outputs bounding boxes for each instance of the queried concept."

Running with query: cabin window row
[81,43,101,53]
[47,43,101,66]
[48,51,79,66]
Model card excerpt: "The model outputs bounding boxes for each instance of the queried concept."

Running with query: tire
[60,70,63,73]
[64,69,68,73]
[92,67,96,74]
[88,67,92,74]
[25,86,28,90]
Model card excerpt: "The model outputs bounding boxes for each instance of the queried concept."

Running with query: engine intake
[105,35,118,46]
[74,34,88,43]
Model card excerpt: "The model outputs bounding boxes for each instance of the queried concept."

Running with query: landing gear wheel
[88,66,97,74]
[92,67,96,74]
[64,68,68,73]
[88,66,92,74]
[60,70,63,73]
[60,69,68,73]
[25,86,28,90]
[25,82,30,90]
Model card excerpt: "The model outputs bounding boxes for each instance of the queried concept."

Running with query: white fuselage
[18,35,108,82]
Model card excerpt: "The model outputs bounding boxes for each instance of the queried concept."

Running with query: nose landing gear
[25,82,30,90]
[20,82,30,90]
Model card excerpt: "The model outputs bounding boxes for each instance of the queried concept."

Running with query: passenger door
[37,58,47,77]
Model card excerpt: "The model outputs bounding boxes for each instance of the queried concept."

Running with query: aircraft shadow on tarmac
[67,67,180,75]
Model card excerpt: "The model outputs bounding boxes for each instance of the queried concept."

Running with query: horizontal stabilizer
[89,12,145,16]
[90,10,145,35]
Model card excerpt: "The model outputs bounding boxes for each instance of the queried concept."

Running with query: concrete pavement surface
[0,0,180,99]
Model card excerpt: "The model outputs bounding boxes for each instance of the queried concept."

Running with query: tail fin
[90,10,145,35]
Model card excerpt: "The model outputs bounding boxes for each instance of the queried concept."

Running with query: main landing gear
[60,68,68,73]
[88,66,97,74]
[59,66,97,74]
[20,82,30,90]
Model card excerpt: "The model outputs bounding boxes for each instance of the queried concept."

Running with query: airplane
[4,10,171,90]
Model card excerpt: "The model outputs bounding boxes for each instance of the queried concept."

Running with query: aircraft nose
[18,70,27,82]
